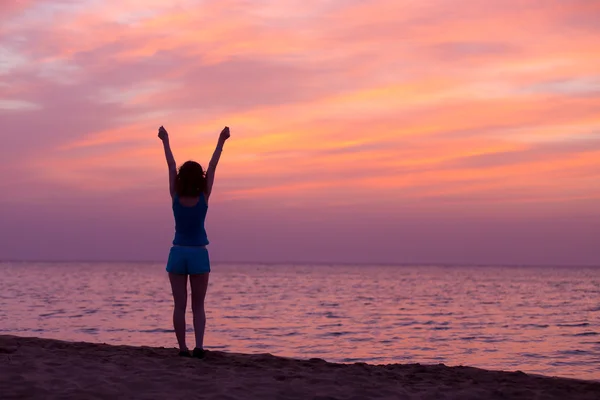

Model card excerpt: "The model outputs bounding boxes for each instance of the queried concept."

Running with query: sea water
[1,262,599,380]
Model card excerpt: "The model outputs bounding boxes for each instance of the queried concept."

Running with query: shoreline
[1,335,599,399]
[0,335,600,400]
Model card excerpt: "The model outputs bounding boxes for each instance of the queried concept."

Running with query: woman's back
[172,195,209,247]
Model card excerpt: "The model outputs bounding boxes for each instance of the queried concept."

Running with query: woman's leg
[190,273,210,350]
[168,272,188,351]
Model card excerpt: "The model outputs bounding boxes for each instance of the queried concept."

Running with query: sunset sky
[1,0,599,265]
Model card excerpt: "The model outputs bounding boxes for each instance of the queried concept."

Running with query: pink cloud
[1,0,599,264]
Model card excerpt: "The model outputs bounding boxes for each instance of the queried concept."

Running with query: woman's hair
[175,161,206,197]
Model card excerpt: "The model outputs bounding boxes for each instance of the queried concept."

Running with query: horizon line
[1,259,599,269]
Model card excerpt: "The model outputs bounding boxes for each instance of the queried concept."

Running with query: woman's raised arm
[158,126,177,198]
[205,126,230,201]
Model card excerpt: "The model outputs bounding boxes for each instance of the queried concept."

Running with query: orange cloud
[2,0,599,219]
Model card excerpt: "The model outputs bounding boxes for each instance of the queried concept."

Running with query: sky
[1,0,599,266]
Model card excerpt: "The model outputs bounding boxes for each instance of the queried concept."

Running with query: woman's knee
[173,298,187,312]
[192,300,205,313]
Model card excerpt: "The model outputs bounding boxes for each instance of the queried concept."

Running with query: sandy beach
[1,335,598,399]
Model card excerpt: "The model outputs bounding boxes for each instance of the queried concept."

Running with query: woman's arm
[205,126,230,201]
[158,126,177,197]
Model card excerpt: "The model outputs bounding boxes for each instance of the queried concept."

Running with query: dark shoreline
[1,335,599,399]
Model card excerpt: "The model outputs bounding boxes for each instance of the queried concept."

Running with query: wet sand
[1,335,598,399]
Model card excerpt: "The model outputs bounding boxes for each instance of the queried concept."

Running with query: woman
[158,125,230,358]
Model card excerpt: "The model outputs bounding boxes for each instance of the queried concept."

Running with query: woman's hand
[158,126,169,141]
[219,126,230,142]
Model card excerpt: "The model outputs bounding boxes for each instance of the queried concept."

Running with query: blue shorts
[166,246,211,275]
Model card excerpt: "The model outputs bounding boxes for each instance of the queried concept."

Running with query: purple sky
[1,0,599,265]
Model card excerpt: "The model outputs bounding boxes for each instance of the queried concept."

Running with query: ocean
[1,262,599,380]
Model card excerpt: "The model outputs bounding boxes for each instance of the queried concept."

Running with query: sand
[1,335,598,400]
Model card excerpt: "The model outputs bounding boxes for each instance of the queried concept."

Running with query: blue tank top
[172,195,209,246]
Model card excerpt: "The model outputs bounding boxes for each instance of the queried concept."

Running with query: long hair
[175,161,206,197]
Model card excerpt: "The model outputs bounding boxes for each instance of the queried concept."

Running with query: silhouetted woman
[158,125,230,358]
